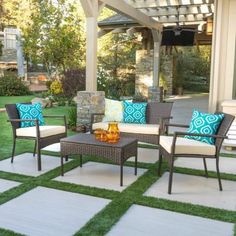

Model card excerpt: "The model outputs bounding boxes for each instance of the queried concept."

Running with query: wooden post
[81,0,99,91]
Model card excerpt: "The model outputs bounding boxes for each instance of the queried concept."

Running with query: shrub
[57,96,67,106]
[103,73,135,100]
[68,106,77,129]
[62,69,85,98]
[0,74,30,96]
[45,80,52,90]
[50,80,63,95]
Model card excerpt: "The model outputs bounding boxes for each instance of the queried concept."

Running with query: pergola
[80,0,236,112]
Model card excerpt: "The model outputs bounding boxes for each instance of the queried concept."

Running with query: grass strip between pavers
[0,152,235,235]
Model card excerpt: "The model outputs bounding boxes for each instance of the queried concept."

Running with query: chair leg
[157,150,163,176]
[168,155,174,194]
[216,159,223,191]
[37,142,42,171]
[11,138,16,163]
[203,158,208,178]
[33,140,37,157]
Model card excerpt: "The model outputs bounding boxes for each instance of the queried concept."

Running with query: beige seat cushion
[16,125,66,138]
[160,136,216,155]
[93,122,159,135]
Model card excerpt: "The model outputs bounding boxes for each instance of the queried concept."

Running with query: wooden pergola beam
[153,14,209,23]
[99,0,161,30]
[124,0,214,8]
[139,4,213,17]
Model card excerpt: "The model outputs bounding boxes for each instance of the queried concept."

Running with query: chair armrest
[43,115,65,118]
[158,116,173,120]
[174,131,228,139]
[163,123,189,135]
[90,113,105,133]
[165,123,189,128]
[8,118,38,123]
[43,115,67,131]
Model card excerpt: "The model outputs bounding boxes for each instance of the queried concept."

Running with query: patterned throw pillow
[123,101,147,124]
[102,98,124,122]
[16,103,45,128]
[185,110,224,145]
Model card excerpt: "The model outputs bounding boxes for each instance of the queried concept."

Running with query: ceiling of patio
[123,0,214,26]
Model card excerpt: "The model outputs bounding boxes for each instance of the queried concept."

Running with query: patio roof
[123,0,214,24]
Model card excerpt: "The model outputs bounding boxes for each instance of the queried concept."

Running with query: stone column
[77,91,105,132]
[135,49,173,99]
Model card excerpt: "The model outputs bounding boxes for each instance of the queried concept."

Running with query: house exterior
[80,0,236,113]
[0,28,25,78]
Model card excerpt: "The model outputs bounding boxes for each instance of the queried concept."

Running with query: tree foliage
[97,8,141,98]
[172,46,211,93]
[23,0,85,75]
[0,0,37,32]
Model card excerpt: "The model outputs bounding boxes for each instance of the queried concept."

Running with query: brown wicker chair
[90,102,173,145]
[158,112,234,194]
[5,103,67,171]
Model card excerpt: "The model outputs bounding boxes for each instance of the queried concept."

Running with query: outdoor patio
[0,95,235,236]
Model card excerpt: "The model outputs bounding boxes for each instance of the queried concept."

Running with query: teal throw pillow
[185,110,224,145]
[123,101,147,124]
[16,103,45,128]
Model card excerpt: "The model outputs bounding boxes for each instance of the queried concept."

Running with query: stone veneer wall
[135,50,173,97]
[135,50,153,97]
[77,91,105,131]
[161,54,173,95]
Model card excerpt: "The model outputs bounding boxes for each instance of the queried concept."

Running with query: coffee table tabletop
[60,133,138,186]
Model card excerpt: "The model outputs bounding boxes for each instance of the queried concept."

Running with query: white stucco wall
[209,0,236,112]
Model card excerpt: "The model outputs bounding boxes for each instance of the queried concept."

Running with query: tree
[23,0,85,75]
[0,0,37,32]
[97,8,141,98]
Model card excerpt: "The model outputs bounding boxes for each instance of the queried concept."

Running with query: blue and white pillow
[123,101,147,124]
[16,103,45,128]
[185,110,224,145]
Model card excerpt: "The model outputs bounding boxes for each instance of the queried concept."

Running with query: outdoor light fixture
[206,16,213,35]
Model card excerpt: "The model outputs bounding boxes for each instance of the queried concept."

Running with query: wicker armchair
[158,112,234,194]
[90,102,173,145]
[5,104,67,171]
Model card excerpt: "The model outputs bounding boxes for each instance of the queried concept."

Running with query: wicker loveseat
[90,101,173,145]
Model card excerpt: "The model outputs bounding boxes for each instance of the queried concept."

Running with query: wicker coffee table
[60,134,138,186]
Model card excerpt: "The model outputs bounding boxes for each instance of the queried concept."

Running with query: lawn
[0,95,35,108]
[0,105,235,235]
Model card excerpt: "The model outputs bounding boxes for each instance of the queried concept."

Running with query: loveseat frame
[90,102,173,145]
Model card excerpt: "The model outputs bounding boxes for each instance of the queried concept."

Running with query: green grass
[0,105,235,235]
[0,95,35,108]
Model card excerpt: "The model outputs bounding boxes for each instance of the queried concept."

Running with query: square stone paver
[0,153,68,177]
[129,148,158,163]
[0,186,110,236]
[0,179,21,193]
[54,161,147,191]
[107,205,234,236]
[174,157,236,175]
[42,143,60,152]
[144,172,236,211]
